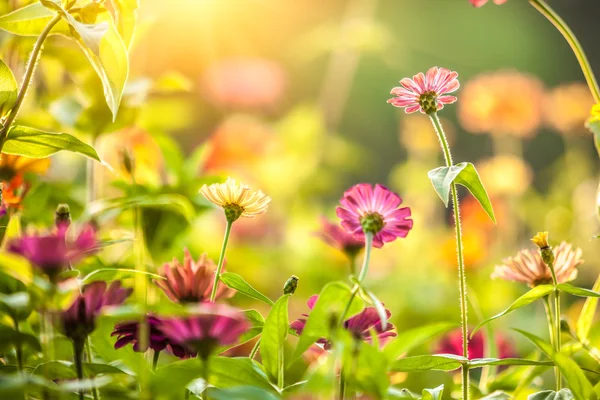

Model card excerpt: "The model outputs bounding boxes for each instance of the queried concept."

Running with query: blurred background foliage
[1,0,600,397]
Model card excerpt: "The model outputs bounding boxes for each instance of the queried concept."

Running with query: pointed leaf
[421,385,445,400]
[472,285,554,335]
[4,125,101,161]
[557,283,600,298]
[384,322,456,360]
[81,268,163,284]
[0,60,17,119]
[260,294,290,385]
[527,389,574,400]
[106,0,139,49]
[0,324,41,353]
[354,342,390,398]
[220,272,274,306]
[428,164,467,207]
[0,3,69,36]
[390,354,466,372]
[468,358,553,368]
[515,329,593,400]
[85,194,195,222]
[577,274,600,342]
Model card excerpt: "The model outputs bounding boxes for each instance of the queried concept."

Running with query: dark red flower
[437,328,517,360]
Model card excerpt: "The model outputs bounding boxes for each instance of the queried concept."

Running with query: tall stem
[74,340,85,400]
[249,338,261,360]
[14,319,23,373]
[152,350,160,371]
[529,0,600,104]
[0,15,62,150]
[85,337,99,400]
[429,112,469,399]
[546,260,562,391]
[543,295,560,388]
[339,232,373,325]
[210,221,232,302]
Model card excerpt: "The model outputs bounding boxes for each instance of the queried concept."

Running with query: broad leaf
[354,342,390,398]
[515,329,593,400]
[0,292,31,321]
[390,354,466,372]
[260,295,290,385]
[212,386,280,400]
[428,162,495,223]
[481,392,512,400]
[81,268,163,284]
[577,274,600,342]
[4,125,101,161]
[557,283,600,298]
[0,3,69,36]
[384,322,456,360]
[472,285,554,335]
[0,324,41,353]
[107,0,139,49]
[468,358,553,368]
[220,272,274,306]
[0,60,17,119]
[421,385,445,400]
[528,389,574,400]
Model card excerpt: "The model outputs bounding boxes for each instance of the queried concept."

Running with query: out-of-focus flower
[544,83,594,135]
[441,231,487,270]
[159,304,250,359]
[200,178,271,223]
[0,154,51,213]
[7,224,98,281]
[112,314,194,358]
[492,242,582,287]
[469,0,507,7]
[201,58,285,109]
[336,183,413,248]
[476,155,532,196]
[398,114,455,155]
[290,295,397,349]
[437,328,516,360]
[60,281,132,343]
[388,67,460,114]
[316,217,364,260]
[155,248,234,303]
[458,71,544,137]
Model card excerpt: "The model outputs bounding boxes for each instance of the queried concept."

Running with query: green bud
[224,204,244,224]
[283,275,298,295]
[360,212,384,235]
[55,203,71,228]
[541,248,555,266]
[560,318,572,335]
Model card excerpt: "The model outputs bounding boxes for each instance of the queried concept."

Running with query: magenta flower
[437,328,516,361]
[155,249,235,303]
[112,314,195,359]
[60,281,132,343]
[336,184,412,248]
[291,295,397,350]
[159,303,250,359]
[8,224,98,281]
[469,0,507,7]
[316,217,364,259]
[387,67,460,114]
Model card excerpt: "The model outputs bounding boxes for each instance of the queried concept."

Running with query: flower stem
[554,289,562,390]
[0,14,62,150]
[429,112,469,399]
[339,232,372,325]
[210,220,233,302]
[14,319,23,373]
[202,357,210,400]
[529,0,600,104]
[152,350,160,371]
[74,340,85,400]
[85,337,99,400]
[338,366,346,400]
[543,295,560,388]
[249,337,261,359]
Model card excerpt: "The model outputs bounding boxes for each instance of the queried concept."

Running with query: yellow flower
[544,83,594,136]
[531,231,549,249]
[0,154,50,181]
[200,178,271,223]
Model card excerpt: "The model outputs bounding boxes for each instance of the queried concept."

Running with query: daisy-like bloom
[159,303,250,359]
[155,248,235,303]
[437,329,516,361]
[0,154,51,182]
[336,184,413,248]
[387,67,460,114]
[316,217,364,259]
[60,281,132,344]
[469,0,507,7]
[492,241,583,287]
[7,224,98,281]
[200,178,271,223]
[544,83,594,136]
[112,314,194,358]
[290,295,397,350]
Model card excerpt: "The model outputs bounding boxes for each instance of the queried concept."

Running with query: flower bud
[55,203,71,228]
[283,275,298,295]
[531,232,549,249]
[560,318,572,335]
[360,213,384,235]
[120,148,135,176]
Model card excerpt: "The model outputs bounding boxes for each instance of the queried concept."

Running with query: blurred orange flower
[0,154,51,212]
[441,230,488,270]
[476,155,532,196]
[544,83,594,136]
[458,70,544,137]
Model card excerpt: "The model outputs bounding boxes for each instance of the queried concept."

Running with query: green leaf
[353,342,390,398]
[468,358,553,368]
[428,162,495,223]
[362,285,388,331]
[557,283,600,298]
[0,292,31,321]
[515,329,593,400]
[528,389,575,400]
[80,268,163,284]
[0,3,69,36]
[389,354,466,372]
[260,294,290,385]
[0,324,41,353]
[293,281,363,360]
[3,125,101,161]
[220,272,274,306]
[212,386,280,400]
[384,322,456,360]
[0,60,17,119]
[472,285,554,335]
[480,392,512,400]
[421,385,445,400]
[106,0,139,49]
[85,194,195,222]
[577,274,600,342]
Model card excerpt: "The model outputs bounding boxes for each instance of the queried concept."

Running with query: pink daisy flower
[316,217,364,259]
[469,0,508,7]
[336,184,413,248]
[387,66,460,114]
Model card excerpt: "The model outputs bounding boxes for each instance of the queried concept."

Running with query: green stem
[0,14,62,150]
[203,357,210,400]
[249,337,261,359]
[74,340,85,400]
[14,319,23,373]
[554,289,562,390]
[338,366,346,400]
[429,112,469,399]
[85,337,99,400]
[210,221,233,302]
[152,350,160,371]
[357,232,373,283]
[529,0,600,104]
[543,295,560,387]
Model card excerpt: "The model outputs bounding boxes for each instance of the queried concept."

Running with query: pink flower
[387,67,460,114]
[336,184,413,248]
[291,295,397,350]
[60,281,132,343]
[8,224,98,281]
[437,328,516,361]
[159,303,250,359]
[155,249,235,304]
[469,0,507,7]
[316,217,364,259]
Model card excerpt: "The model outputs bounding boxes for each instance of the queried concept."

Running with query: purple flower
[159,303,250,359]
[111,314,195,358]
[290,295,397,349]
[60,281,132,343]
[8,224,98,281]
[316,217,364,259]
